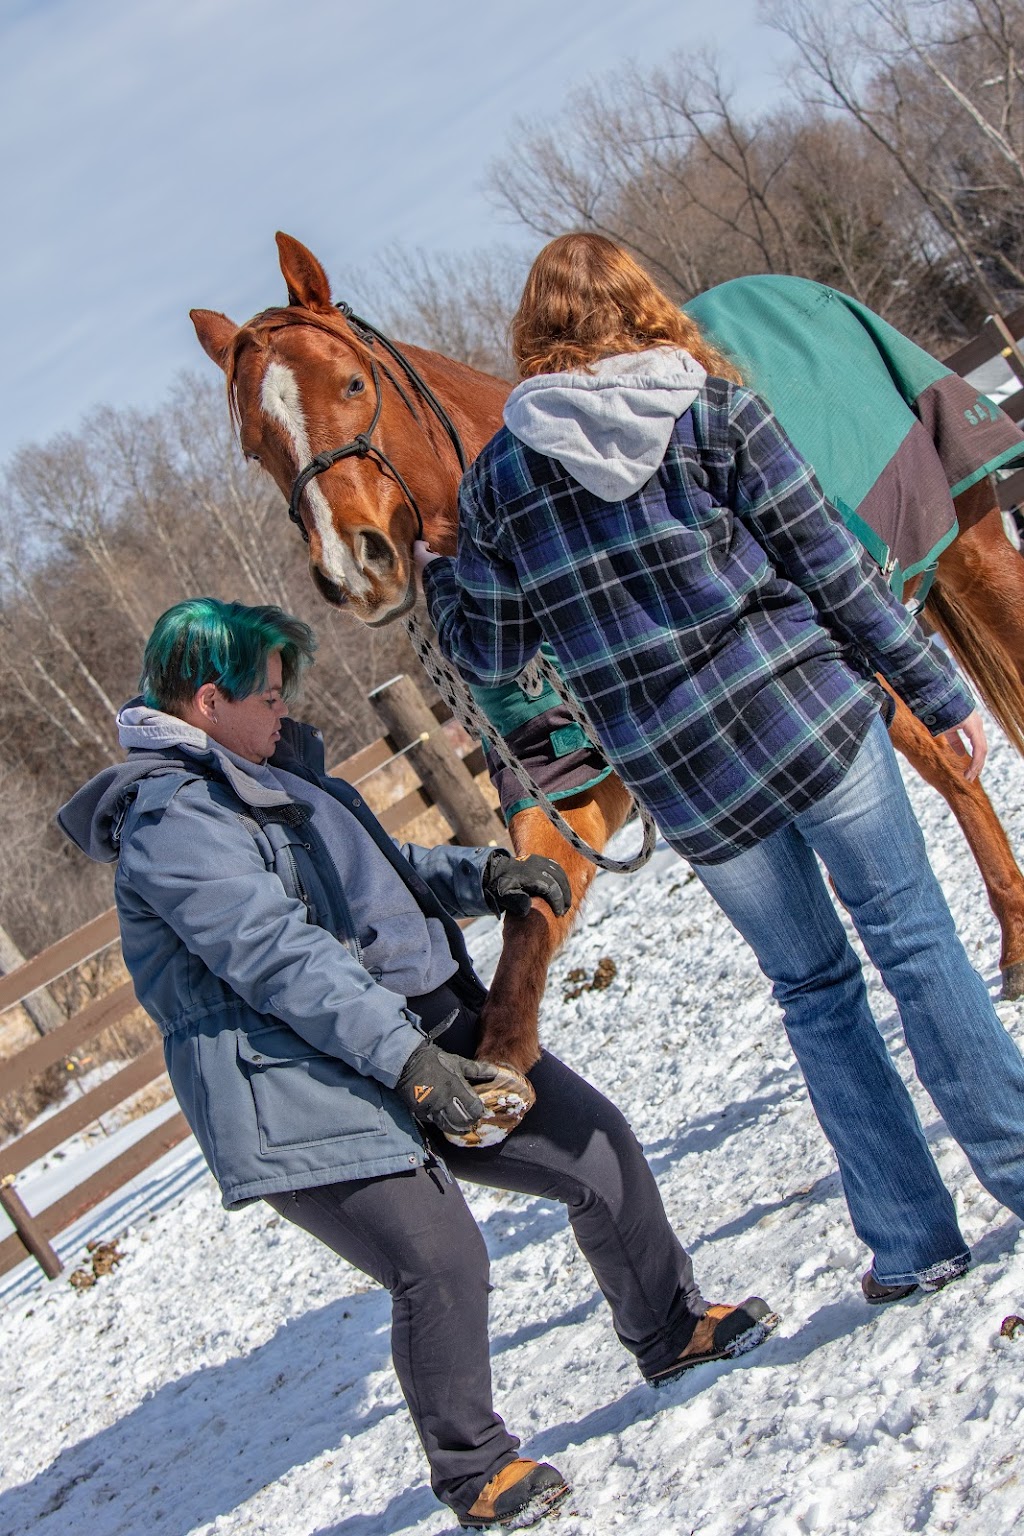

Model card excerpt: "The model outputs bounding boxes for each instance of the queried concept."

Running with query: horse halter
[285,303,469,546]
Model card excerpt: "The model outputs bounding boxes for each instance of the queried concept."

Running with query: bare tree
[341,245,525,378]
[767,0,1024,306]
[481,36,993,345]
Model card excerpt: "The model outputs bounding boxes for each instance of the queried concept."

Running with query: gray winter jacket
[58,716,492,1207]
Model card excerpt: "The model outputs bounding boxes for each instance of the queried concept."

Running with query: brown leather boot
[458,1458,570,1529]
[646,1297,780,1386]
[861,1257,968,1305]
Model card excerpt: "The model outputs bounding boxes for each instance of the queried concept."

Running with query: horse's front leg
[885,686,1024,997]
[476,774,634,1072]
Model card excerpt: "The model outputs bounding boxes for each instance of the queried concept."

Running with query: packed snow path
[2,717,1024,1535]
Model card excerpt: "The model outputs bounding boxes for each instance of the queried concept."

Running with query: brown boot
[458,1458,570,1529]
[862,1258,968,1305]
[862,1269,918,1305]
[646,1297,780,1386]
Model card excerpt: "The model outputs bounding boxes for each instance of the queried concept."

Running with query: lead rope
[404,613,658,875]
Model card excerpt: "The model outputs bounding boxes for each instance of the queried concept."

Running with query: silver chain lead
[404,613,657,875]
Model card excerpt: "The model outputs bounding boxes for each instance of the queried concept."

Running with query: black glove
[483,851,571,918]
[395,1041,500,1136]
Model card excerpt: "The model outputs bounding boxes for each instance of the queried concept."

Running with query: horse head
[191,234,508,626]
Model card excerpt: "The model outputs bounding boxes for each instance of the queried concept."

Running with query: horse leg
[886,687,1024,998]
[947,481,1024,678]
[475,773,634,1072]
[927,483,1024,754]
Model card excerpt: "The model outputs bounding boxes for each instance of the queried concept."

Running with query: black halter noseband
[285,303,469,545]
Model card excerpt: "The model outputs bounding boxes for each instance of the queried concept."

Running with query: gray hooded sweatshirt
[502,347,708,501]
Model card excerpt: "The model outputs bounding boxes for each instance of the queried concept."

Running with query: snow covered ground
[3,717,1024,1536]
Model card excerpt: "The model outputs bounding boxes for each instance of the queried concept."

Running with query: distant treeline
[375,0,1024,367]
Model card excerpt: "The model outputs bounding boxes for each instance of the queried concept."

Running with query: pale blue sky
[0,0,794,466]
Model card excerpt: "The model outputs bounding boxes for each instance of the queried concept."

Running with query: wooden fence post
[0,1175,63,1280]
[0,923,64,1035]
[368,675,510,850]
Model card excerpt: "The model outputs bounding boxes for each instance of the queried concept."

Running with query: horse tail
[925,575,1024,757]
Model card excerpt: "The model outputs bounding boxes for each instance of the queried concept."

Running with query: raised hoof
[442,1063,536,1149]
[1001,959,1024,1000]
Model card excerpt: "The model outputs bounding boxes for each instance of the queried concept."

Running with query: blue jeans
[693,714,1024,1285]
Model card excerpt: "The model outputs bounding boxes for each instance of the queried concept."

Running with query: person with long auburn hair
[417,230,1024,1309]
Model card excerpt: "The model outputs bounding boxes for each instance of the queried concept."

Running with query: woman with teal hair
[139,596,316,710]
[59,595,777,1531]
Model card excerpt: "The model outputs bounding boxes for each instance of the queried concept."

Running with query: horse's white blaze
[259,361,371,598]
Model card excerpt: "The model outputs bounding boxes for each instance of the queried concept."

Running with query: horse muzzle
[309,555,417,627]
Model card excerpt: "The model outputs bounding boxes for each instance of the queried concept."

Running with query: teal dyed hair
[140,598,317,713]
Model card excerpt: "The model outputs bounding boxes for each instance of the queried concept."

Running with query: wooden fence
[0,674,507,1283]
[944,303,1024,508]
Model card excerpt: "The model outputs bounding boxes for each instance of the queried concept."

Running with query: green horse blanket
[684,273,1024,596]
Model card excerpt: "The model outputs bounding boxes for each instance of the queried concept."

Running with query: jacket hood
[502,347,707,500]
[57,700,306,863]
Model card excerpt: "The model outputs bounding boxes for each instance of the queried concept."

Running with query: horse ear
[190,310,239,373]
[276,232,333,310]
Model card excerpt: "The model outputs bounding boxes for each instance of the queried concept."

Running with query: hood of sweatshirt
[57,700,295,863]
[502,347,707,501]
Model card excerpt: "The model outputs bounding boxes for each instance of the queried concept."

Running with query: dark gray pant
[266,985,704,1517]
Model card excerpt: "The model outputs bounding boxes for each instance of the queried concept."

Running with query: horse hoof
[443,1064,536,1149]
[1001,960,1024,1000]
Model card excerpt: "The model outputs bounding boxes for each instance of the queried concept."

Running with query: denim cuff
[873,1250,971,1288]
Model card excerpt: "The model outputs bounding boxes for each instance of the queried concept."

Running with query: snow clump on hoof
[443,1063,536,1149]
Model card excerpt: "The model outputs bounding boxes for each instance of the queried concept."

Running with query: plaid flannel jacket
[424,377,973,864]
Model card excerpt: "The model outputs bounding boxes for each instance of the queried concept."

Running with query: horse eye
[347,376,366,396]
[244,451,261,465]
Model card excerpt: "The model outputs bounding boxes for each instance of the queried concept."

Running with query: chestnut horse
[191,233,1024,1072]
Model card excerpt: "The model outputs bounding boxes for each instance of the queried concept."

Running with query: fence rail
[0,676,505,1282]
[0,910,122,1017]
[944,304,1024,511]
